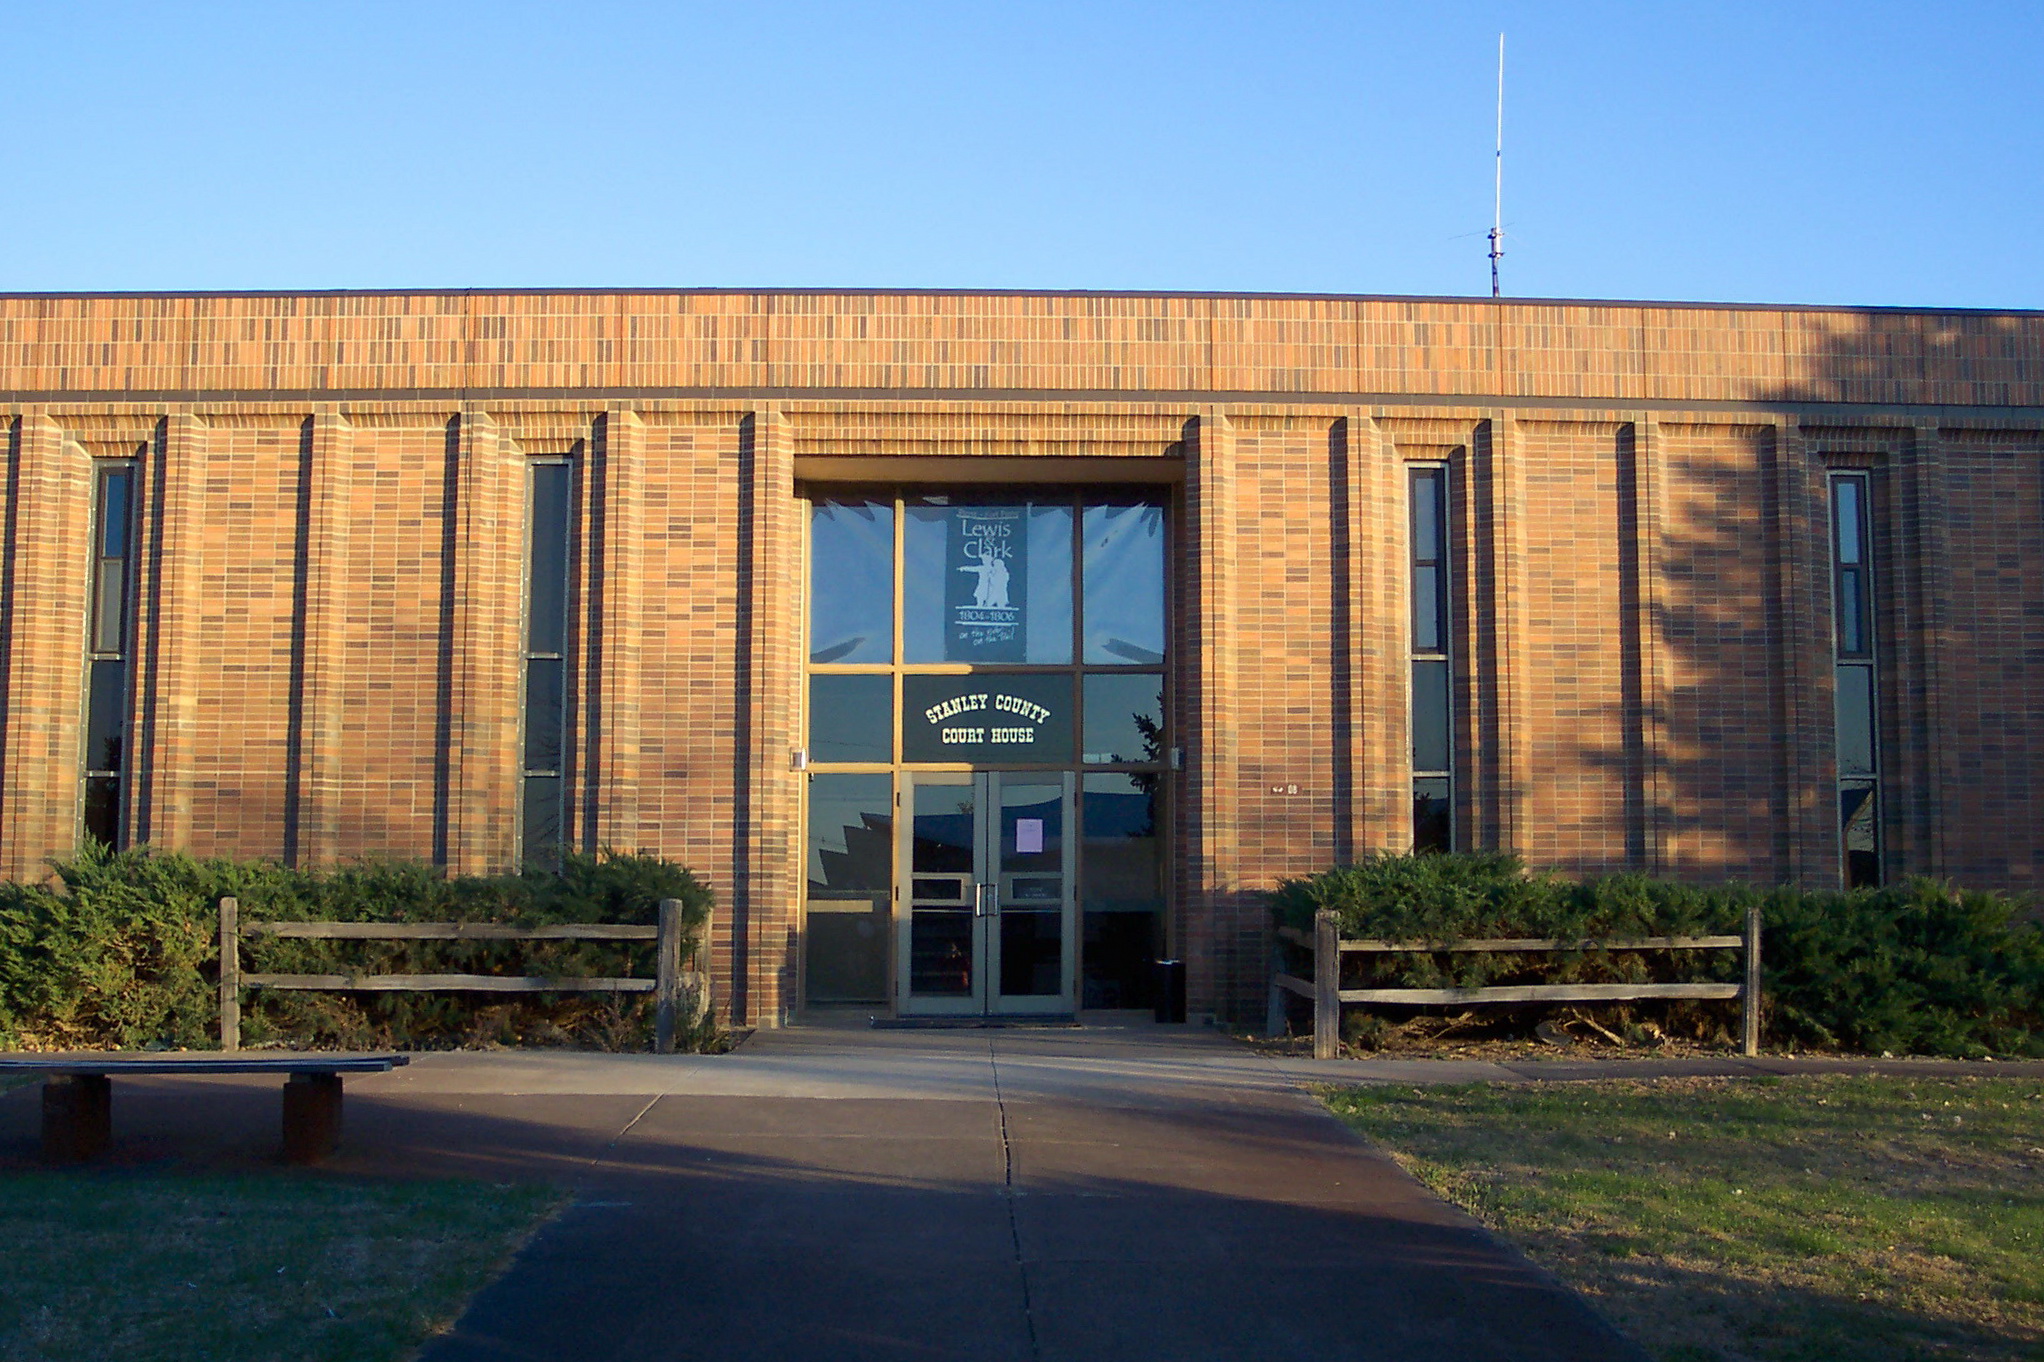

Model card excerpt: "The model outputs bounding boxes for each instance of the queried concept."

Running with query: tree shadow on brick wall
[1578,308,2044,891]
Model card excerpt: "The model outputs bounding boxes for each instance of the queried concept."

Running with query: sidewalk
[408,1024,1646,1362]
[8,1028,2036,1361]
[3,1023,1649,1361]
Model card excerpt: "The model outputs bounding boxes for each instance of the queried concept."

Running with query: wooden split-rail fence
[218,897,709,1055]
[1273,906,1762,1060]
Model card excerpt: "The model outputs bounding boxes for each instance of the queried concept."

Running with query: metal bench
[0,1053,409,1164]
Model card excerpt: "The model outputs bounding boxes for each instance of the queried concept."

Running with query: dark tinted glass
[1837,569,1865,656]
[528,463,571,655]
[805,772,894,1004]
[1410,469,1441,562]
[1000,910,1062,996]
[905,500,1072,664]
[1840,782,1879,888]
[809,673,894,764]
[910,910,974,995]
[1083,909,1155,1009]
[522,775,563,855]
[524,657,565,772]
[809,500,894,664]
[806,898,890,1003]
[806,773,894,896]
[99,468,131,559]
[1833,478,1863,565]
[1082,673,1163,765]
[1081,773,1160,906]
[911,780,976,874]
[86,659,126,773]
[82,776,120,847]
[1413,776,1452,854]
[1413,565,1442,652]
[1411,469,1447,653]
[999,778,1063,878]
[1835,665,1876,777]
[1412,659,1451,773]
[1081,771,1161,1008]
[93,560,126,654]
[1081,502,1166,664]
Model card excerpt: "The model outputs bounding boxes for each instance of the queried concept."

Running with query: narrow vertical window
[1409,465,1453,853]
[1830,472,1880,887]
[83,461,135,847]
[522,460,572,858]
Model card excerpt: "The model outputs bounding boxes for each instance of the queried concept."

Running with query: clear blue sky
[5,1,2040,308]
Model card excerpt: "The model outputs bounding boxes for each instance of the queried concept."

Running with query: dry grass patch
[0,1171,560,1362]
[1326,1074,2044,1362]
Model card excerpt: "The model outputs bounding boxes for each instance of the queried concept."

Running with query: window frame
[80,456,139,848]
[1408,461,1455,853]
[518,455,575,862]
[1828,468,1882,888]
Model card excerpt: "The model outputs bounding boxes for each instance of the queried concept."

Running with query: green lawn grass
[0,1172,561,1362]
[1326,1075,2044,1362]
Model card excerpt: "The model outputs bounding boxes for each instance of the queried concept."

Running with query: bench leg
[42,1075,112,1164]
[281,1073,343,1164]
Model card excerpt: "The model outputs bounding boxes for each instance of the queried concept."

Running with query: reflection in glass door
[803,490,1168,1018]
[900,771,1077,1016]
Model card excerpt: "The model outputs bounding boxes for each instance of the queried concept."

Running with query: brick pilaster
[735,406,800,1025]
[444,409,524,874]
[1628,414,1672,873]
[0,417,92,879]
[134,413,204,851]
[587,406,645,852]
[291,409,353,865]
[1768,421,1837,885]
[1474,412,1530,853]
[1181,410,1240,1017]
[1896,420,1952,878]
[1351,412,1408,854]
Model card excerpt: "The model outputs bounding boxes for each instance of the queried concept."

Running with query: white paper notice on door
[1015,819,1044,854]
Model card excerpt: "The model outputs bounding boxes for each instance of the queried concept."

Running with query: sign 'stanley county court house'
[3,289,2040,1025]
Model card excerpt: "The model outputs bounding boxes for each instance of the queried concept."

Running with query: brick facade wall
[1654,423,1782,880]
[4,289,2042,1023]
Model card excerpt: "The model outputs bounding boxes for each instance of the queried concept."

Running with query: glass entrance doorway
[799,488,1170,1019]
[902,771,1076,1016]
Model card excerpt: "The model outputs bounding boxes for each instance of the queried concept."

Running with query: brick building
[2,288,2040,1025]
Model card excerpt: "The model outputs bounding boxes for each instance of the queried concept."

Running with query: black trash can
[1152,959,1187,1024]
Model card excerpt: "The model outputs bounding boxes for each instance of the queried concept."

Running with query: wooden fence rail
[218,897,710,1055]
[1271,906,1762,1060]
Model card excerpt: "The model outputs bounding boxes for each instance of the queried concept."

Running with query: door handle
[975,882,998,917]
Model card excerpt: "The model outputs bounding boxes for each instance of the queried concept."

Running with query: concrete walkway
[401,1025,1646,1361]
[2,1022,1658,1360]
[66,1034,2028,1362]
[7,1027,2037,1359]
[12,1026,2034,1361]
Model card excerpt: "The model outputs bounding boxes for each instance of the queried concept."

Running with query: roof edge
[0,285,2039,319]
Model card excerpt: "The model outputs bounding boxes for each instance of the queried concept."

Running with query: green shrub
[0,845,715,1052]
[1761,879,2044,1057]
[1272,853,2044,1057]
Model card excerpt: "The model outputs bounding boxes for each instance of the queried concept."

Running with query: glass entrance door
[899,770,1077,1016]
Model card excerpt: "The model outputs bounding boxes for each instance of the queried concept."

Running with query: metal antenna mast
[1489,33,1504,298]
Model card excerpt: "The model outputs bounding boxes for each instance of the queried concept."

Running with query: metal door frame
[896,769,1077,1017]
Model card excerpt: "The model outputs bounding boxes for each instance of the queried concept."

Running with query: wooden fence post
[1741,904,1762,1058]
[219,897,241,1053]
[655,898,681,1054]
[689,901,714,1026]
[1313,909,1340,1061]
